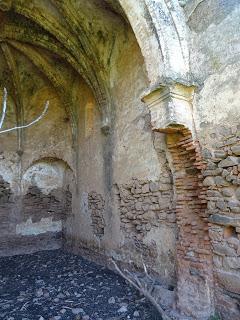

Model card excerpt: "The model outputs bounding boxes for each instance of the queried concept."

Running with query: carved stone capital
[142,83,195,133]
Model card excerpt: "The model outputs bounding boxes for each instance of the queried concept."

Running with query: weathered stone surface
[214,150,227,159]
[218,157,240,168]
[203,168,222,176]
[214,176,229,187]
[223,257,240,269]
[216,201,227,210]
[149,182,159,192]
[88,191,105,237]
[203,176,215,186]
[216,270,240,294]
[235,187,240,200]
[209,214,240,227]
[222,188,234,197]
[207,190,221,197]
[212,243,237,257]
[142,184,150,193]
[228,200,240,209]
[231,145,240,155]
[221,169,229,177]
[213,255,223,268]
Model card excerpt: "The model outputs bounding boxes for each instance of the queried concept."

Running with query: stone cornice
[142,83,195,133]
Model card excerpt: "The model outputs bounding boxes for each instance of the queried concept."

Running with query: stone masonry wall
[202,128,240,319]
[0,175,14,237]
[115,177,175,241]
[88,191,105,238]
[23,186,72,222]
[0,183,72,256]
[114,176,176,283]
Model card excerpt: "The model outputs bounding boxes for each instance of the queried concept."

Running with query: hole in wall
[224,226,238,239]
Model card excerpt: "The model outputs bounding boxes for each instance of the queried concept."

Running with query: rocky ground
[0,250,159,320]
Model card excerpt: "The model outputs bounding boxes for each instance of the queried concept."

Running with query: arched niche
[17,158,74,238]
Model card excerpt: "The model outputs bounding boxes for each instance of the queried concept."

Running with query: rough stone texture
[88,191,105,238]
[202,131,240,319]
[22,186,71,221]
[116,178,174,239]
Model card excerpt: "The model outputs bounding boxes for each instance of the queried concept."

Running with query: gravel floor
[0,250,159,320]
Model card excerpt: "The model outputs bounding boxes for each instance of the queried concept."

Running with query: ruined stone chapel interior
[0,1,240,319]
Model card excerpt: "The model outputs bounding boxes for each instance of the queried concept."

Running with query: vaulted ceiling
[0,0,128,136]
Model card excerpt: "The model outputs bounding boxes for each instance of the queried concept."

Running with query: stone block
[142,204,150,211]
[235,178,240,185]
[142,184,150,193]
[207,190,221,197]
[202,148,212,159]
[203,168,223,176]
[149,182,159,192]
[218,156,240,168]
[160,177,171,184]
[135,202,142,211]
[233,166,239,175]
[209,229,222,241]
[216,201,227,210]
[206,161,217,170]
[203,176,215,186]
[159,184,172,191]
[212,243,237,256]
[216,270,240,294]
[222,169,229,177]
[167,213,176,222]
[142,211,155,220]
[226,237,240,248]
[207,201,216,210]
[214,150,227,159]
[214,176,229,187]
[235,187,240,200]
[209,214,240,228]
[227,200,240,209]
[213,255,223,268]
[222,188,234,197]
[231,145,240,156]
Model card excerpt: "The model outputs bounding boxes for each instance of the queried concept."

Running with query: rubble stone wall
[116,178,174,239]
[201,129,240,319]
[88,191,105,238]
